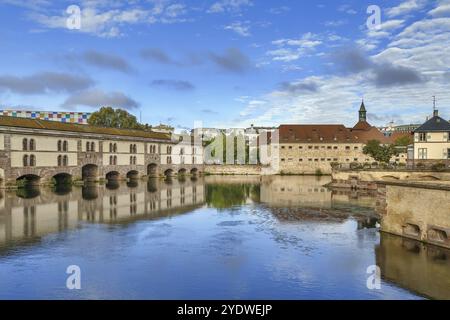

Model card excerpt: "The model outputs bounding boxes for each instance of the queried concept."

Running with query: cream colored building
[275,103,407,175]
[0,116,204,186]
[413,110,450,164]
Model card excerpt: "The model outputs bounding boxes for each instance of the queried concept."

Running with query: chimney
[433,109,439,117]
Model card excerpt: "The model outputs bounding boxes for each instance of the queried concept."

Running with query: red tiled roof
[353,121,372,130]
[278,124,396,144]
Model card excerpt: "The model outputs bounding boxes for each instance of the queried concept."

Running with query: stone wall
[204,165,268,176]
[330,169,450,190]
[378,182,450,249]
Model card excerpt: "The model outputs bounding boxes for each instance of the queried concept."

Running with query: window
[109,143,113,153]
[58,155,62,167]
[114,156,117,165]
[110,156,113,165]
[86,142,90,152]
[29,139,35,151]
[113,143,117,153]
[57,140,62,151]
[23,154,29,167]
[23,138,28,151]
[91,142,95,152]
[448,149,450,159]
[345,146,351,150]
[63,141,68,152]
[418,148,427,160]
[63,155,68,166]
[419,133,427,142]
[29,155,36,167]
[333,146,338,150]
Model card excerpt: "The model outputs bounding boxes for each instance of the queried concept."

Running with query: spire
[359,100,367,122]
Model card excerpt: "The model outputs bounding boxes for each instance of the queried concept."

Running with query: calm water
[0,176,448,300]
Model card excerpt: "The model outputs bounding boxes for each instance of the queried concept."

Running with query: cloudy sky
[0,0,449,130]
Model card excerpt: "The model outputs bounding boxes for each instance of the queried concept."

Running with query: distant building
[379,121,421,136]
[274,101,408,175]
[412,109,450,165]
[0,110,91,124]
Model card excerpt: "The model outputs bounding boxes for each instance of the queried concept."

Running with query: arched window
[113,143,117,153]
[63,155,68,166]
[23,154,29,167]
[130,156,133,164]
[58,155,62,167]
[110,156,113,165]
[86,141,90,152]
[29,139,35,151]
[130,144,133,153]
[114,156,117,165]
[134,145,137,153]
[57,140,62,151]
[91,142,95,152]
[109,143,113,153]
[23,138,28,151]
[63,141,68,152]
[29,155,36,167]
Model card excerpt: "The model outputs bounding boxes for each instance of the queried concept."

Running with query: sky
[0,0,449,131]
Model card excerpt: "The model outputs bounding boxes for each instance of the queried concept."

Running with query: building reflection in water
[0,178,205,247]
[376,233,450,300]
[1,175,447,300]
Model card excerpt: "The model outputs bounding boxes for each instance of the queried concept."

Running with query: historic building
[275,102,407,175]
[0,116,203,186]
[412,109,450,166]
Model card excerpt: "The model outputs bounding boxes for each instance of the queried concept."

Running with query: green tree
[394,135,413,146]
[363,140,399,164]
[88,107,143,129]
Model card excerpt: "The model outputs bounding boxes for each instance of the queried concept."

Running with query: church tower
[359,100,367,122]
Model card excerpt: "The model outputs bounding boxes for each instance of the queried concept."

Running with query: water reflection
[376,234,450,299]
[0,178,205,248]
[0,175,446,299]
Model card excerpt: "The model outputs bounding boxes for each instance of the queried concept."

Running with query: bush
[431,162,446,172]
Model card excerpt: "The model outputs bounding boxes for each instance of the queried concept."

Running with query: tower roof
[359,100,366,112]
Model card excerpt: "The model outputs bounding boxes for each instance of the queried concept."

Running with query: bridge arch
[178,168,187,176]
[190,168,199,175]
[164,169,174,177]
[127,170,139,180]
[106,171,120,181]
[17,174,41,187]
[53,173,72,185]
[82,164,99,181]
[147,163,158,177]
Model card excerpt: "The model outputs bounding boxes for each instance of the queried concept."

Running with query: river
[0,176,448,299]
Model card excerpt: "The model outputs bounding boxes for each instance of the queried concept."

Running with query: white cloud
[224,21,251,37]
[429,0,450,17]
[386,0,427,17]
[207,0,253,14]
[20,1,190,37]
[268,33,322,62]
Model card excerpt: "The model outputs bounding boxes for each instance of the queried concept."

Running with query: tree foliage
[363,140,399,164]
[88,107,144,130]
[394,135,413,146]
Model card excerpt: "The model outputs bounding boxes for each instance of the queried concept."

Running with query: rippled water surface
[0,176,448,300]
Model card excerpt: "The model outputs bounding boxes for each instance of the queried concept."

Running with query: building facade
[412,110,450,166]
[0,116,203,186]
[275,102,407,175]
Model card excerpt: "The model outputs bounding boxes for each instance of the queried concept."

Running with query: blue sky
[0,0,449,130]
